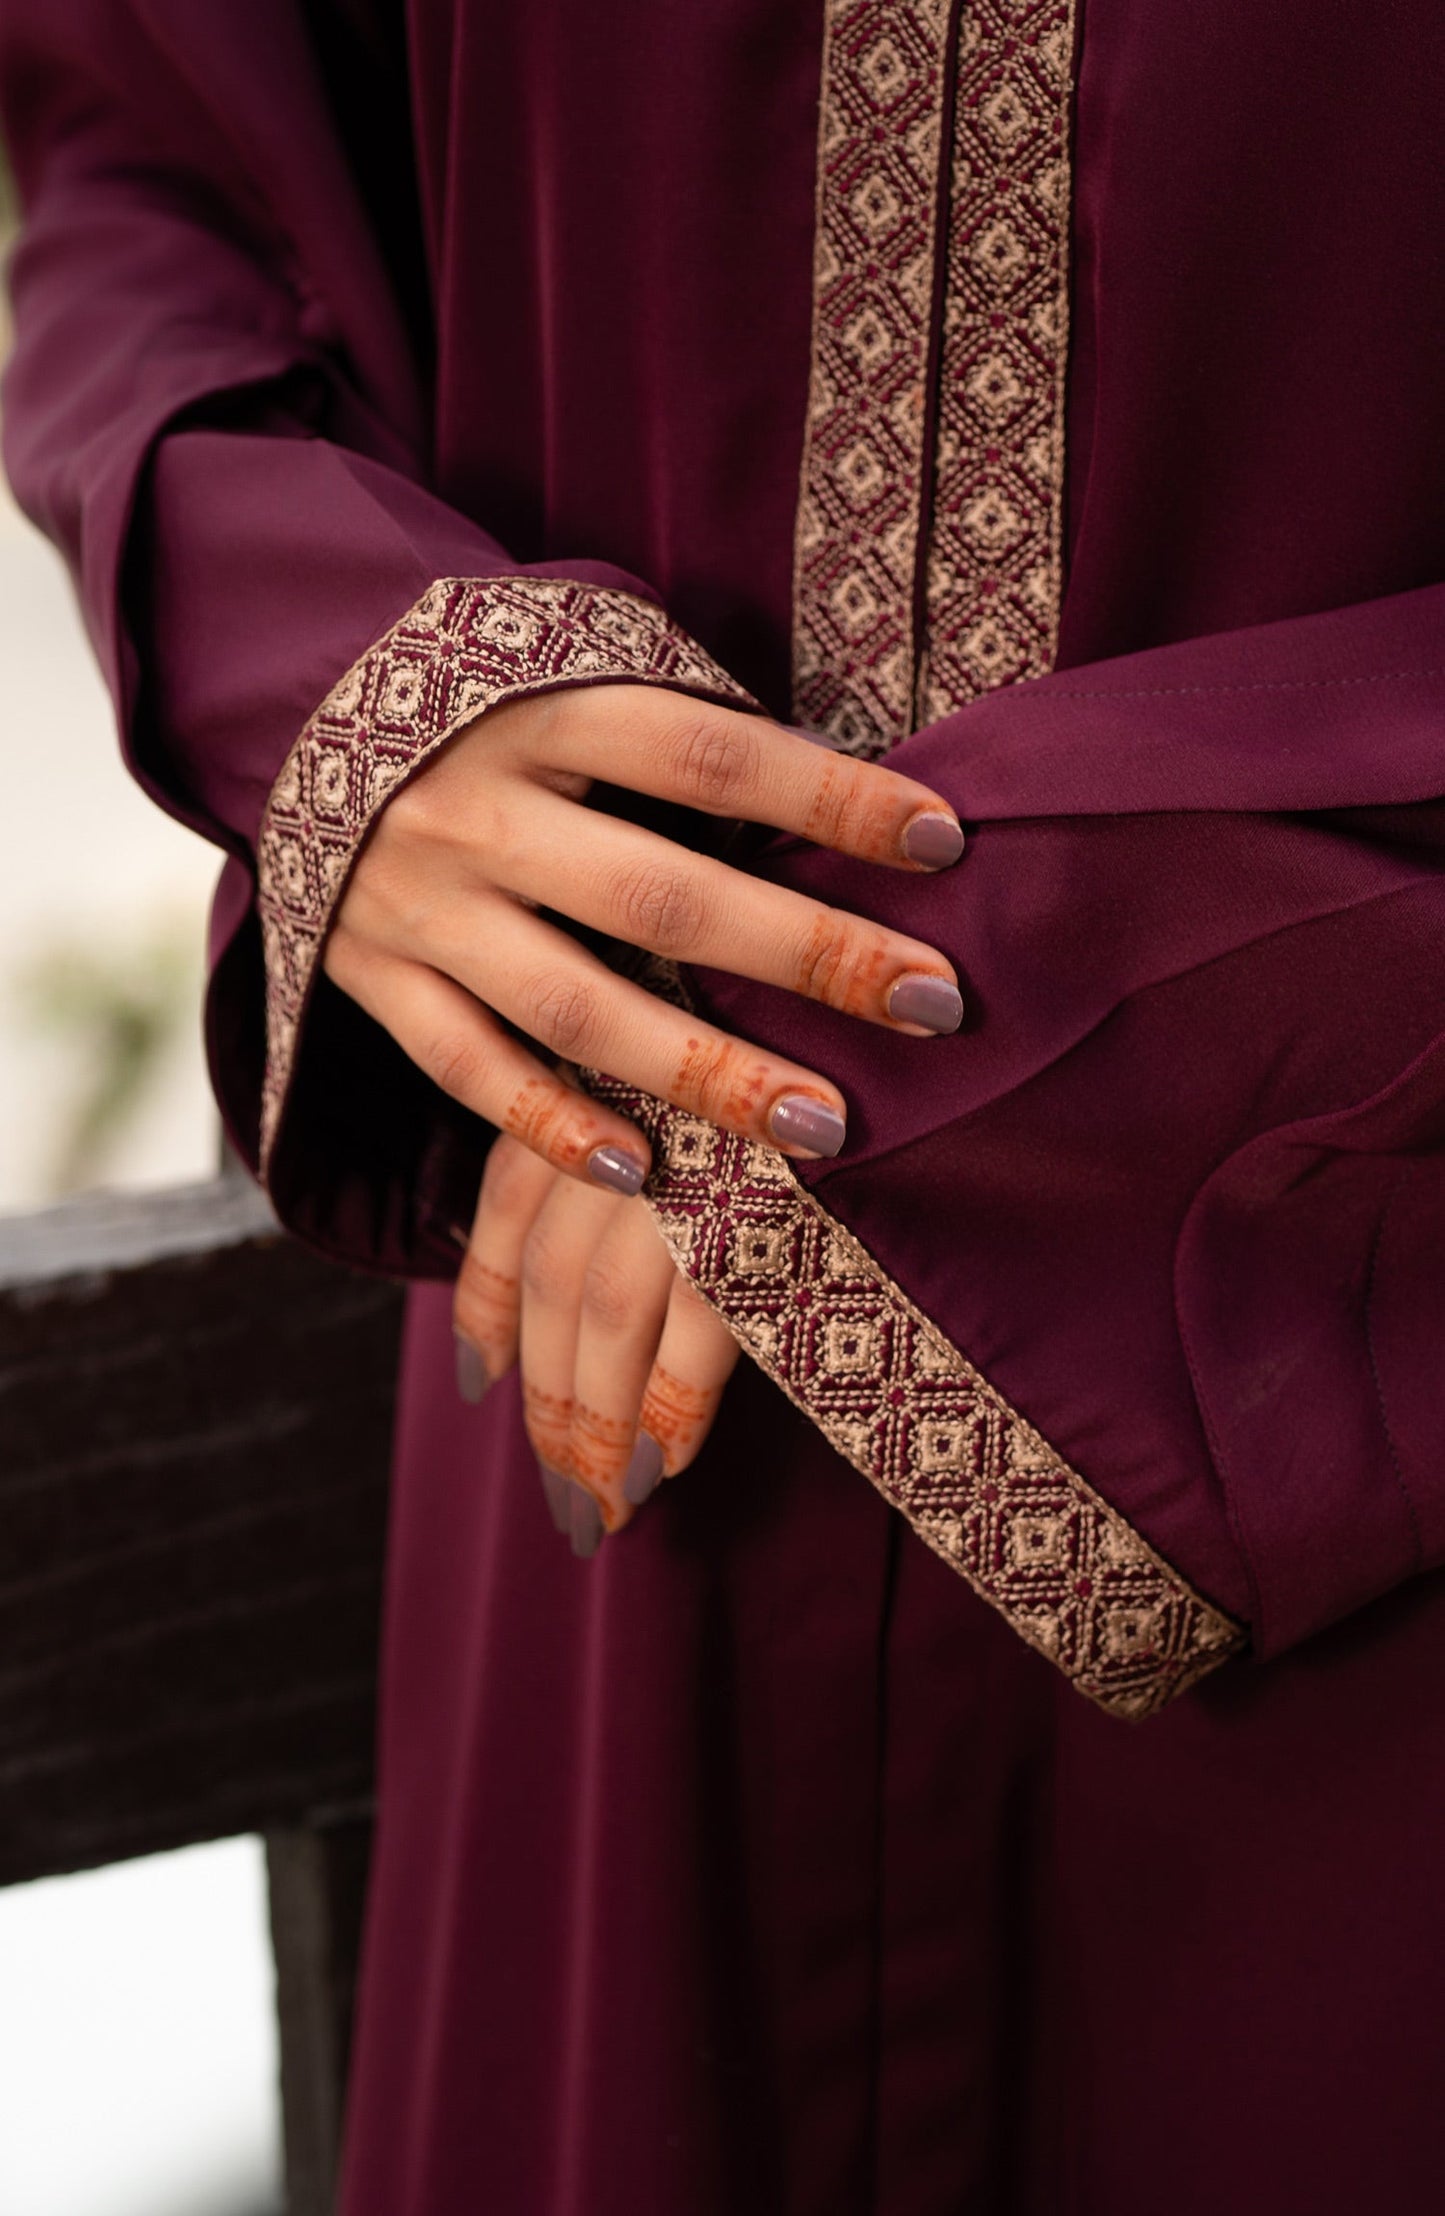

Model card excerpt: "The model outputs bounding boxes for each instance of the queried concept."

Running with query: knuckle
[669,712,756,809]
[470,793,523,878]
[580,1254,636,1335]
[503,1081,593,1171]
[670,1031,768,1129]
[423,1030,486,1105]
[523,974,598,1062]
[610,859,705,952]
[520,1227,576,1310]
[794,914,855,1003]
[803,762,861,850]
[382,763,451,847]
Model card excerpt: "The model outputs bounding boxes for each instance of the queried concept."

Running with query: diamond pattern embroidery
[793,0,1077,752]
[921,0,1077,720]
[583,1068,1245,1720]
[256,578,754,1163]
[792,0,954,751]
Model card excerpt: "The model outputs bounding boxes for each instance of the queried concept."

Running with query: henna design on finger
[793,912,894,1015]
[670,1033,769,1130]
[639,1363,723,1474]
[549,1397,630,1532]
[569,1401,638,1497]
[455,1253,520,1321]
[502,1077,589,1168]
[801,756,863,854]
[801,756,913,865]
[454,1255,521,1372]
[522,1380,575,1473]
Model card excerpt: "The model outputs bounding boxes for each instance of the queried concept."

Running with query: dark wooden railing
[0,1178,404,2215]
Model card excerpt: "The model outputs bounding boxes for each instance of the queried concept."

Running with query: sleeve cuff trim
[587,1031,1245,1721]
[256,576,757,1166]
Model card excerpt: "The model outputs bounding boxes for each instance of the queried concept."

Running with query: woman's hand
[454,1132,742,1551]
[325,683,965,1192]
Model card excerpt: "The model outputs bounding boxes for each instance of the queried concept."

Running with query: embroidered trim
[256,578,754,1165]
[792,0,1077,750]
[792,0,954,751]
[919,0,1077,721]
[585,1067,1244,1720]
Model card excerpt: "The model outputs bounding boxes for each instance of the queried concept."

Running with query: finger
[638,1275,741,1485]
[452,1133,557,1399]
[431,902,855,1158]
[323,927,653,1188]
[517,1174,626,1551]
[495,793,963,1035]
[539,690,966,873]
[566,1199,678,1529]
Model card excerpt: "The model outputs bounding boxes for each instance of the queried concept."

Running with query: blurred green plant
[14,919,199,1195]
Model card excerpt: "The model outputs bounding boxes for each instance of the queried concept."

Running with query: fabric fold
[583,1057,1245,1721]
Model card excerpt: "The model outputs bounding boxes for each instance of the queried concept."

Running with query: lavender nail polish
[903,813,965,869]
[539,1465,572,1535]
[588,1144,647,1196]
[768,1095,847,1157]
[455,1333,489,1404]
[569,1484,604,1559]
[888,974,964,1034]
[623,1432,665,1506]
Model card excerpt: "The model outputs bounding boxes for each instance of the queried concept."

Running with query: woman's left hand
[453,1130,741,1554]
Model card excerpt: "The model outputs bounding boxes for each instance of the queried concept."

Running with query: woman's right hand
[324,681,966,1191]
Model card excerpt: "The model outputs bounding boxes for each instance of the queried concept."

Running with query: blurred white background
[0,1843,282,2216]
[1,426,285,2205]
[0,471,217,1209]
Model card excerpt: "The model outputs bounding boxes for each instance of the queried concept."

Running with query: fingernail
[455,1333,489,1404]
[587,1144,646,1197]
[768,1095,846,1157]
[787,723,839,750]
[903,813,965,869]
[569,1484,604,1559]
[623,1432,665,1506]
[888,973,964,1034]
[539,1465,572,1534]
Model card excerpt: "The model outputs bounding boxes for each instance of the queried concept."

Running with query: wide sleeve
[629,588,1445,1714]
[0,0,753,1274]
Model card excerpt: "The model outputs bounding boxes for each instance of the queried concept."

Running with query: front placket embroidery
[793,0,1078,751]
[615,0,1243,1716]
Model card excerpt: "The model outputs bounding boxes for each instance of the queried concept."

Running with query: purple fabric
[696,788,1445,1652]
[349,1290,1445,2212]
[6,2,1445,2206]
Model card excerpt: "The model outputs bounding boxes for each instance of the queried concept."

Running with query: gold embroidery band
[921,0,1077,721]
[792,0,1077,752]
[256,578,755,1165]
[584,1074,1243,1720]
[792,0,954,752]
